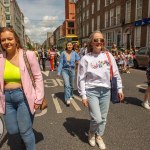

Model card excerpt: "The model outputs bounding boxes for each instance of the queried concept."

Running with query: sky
[17,0,65,44]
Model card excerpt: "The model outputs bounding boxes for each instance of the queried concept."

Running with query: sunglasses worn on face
[93,38,104,43]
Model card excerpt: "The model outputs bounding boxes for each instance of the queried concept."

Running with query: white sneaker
[88,131,96,147]
[96,136,106,150]
[142,102,150,110]
[66,100,71,105]
[69,97,73,100]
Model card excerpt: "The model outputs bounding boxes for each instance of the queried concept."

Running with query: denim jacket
[57,50,80,75]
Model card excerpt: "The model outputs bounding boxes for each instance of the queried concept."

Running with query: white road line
[41,71,49,76]
[73,94,82,101]
[52,94,62,113]
[71,99,81,111]
[136,84,147,90]
[35,108,48,117]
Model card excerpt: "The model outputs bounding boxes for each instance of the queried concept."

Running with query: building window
[68,22,74,28]
[83,0,85,8]
[6,15,10,20]
[97,15,100,30]
[4,0,9,4]
[87,23,89,36]
[92,18,94,32]
[86,9,89,19]
[105,11,109,28]
[136,0,142,20]
[148,0,150,17]
[86,0,89,5]
[125,0,131,23]
[97,0,100,11]
[116,6,121,25]
[83,25,85,37]
[134,26,141,47]
[83,12,85,21]
[105,0,109,6]
[5,7,9,12]
[92,2,94,14]
[106,32,113,46]
[110,8,115,26]
[110,0,114,4]
[147,25,150,47]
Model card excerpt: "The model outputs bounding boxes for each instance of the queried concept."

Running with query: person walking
[57,42,80,106]
[79,42,88,58]
[40,48,47,71]
[0,27,44,150]
[77,30,124,149]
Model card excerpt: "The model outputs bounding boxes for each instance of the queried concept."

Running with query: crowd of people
[0,27,149,150]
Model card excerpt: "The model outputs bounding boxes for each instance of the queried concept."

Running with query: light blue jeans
[4,88,35,150]
[62,67,75,101]
[86,87,110,136]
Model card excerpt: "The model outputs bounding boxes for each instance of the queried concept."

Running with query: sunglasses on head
[93,38,104,43]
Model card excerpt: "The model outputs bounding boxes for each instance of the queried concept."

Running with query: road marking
[52,94,62,113]
[71,99,81,111]
[136,84,147,90]
[44,79,58,87]
[41,71,49,76]
[35,108,48,117]
[73,95,82,101]
[56,78,63,86]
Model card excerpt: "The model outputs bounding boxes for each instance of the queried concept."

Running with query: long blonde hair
[87,30,105,53]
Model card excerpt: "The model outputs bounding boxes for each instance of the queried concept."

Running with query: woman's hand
[34,103,41,110]
[82,99,89,107]
[118,92,125,102]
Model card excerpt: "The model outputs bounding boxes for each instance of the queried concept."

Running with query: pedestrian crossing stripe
[52,94,62,113]
[51,94,82,113]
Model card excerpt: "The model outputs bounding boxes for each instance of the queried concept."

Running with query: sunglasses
[93,38,104,43]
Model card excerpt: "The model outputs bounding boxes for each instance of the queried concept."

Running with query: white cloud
[17,0,65,44]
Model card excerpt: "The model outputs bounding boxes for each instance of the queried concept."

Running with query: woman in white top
[77,31,124,149]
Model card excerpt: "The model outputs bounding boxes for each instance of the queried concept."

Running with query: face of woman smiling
[91,32,104,54]
[66,42,73,52]
[0,31,17,52]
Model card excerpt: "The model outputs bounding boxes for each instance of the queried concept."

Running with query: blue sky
[17,0,65,44]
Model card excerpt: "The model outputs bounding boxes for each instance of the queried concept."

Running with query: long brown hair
[0,27,22,50]
[87,30,105,53]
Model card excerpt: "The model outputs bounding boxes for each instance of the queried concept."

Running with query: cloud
[17,0,65,44]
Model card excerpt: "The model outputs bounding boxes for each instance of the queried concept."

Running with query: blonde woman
[77,31,124,149]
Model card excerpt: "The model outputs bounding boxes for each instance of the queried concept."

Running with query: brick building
[75,0,150,49]
[63,0,76,36]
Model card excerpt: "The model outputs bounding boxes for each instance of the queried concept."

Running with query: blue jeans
[62,68,75,101]
[86,87,110,136]
[4,88,35,150]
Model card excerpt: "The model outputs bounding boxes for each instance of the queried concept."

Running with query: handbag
[105,51,120,103]
[23,50,48,110]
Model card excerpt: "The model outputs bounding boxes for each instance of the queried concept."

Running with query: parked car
[133,47,150,68]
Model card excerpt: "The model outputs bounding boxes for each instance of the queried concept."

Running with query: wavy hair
[87,30,105,53]
[0,27,22,51]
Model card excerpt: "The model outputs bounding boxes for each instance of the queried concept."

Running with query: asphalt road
[1,65,150,150]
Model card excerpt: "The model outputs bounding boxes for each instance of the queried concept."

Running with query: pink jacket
[0,49,44,114]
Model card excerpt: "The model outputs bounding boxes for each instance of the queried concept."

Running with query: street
[0,65,150,150]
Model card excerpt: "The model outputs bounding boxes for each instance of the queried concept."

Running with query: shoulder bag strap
[105,51,113,80]
[23,50,36,89]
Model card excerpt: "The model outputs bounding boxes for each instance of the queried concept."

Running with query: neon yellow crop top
[4,60,21,84]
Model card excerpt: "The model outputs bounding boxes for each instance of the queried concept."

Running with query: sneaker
[88,131,96,147]
[96,136,106,150]
[69,97,73,100]
[142,102,150,110]
[66,100,71,105]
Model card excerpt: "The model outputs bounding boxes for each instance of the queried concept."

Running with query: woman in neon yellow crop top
[0,27,44,150]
